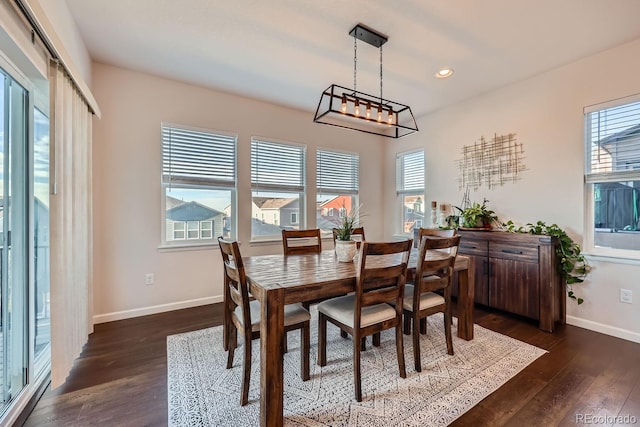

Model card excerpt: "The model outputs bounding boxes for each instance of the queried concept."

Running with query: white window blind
[251,138,305,192]
[396,150,425,192]
[585,100,640,184]
[162,123,236,187]
[316,149,359,195]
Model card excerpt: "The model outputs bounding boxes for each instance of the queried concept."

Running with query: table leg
[260,288,284,427]
[457,258,475,340]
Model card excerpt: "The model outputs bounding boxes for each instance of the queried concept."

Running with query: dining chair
[282,229,322,255]
[403,235,461,372]
[317,239,413,402]
[414,227,456,247]
[218,237,311,406]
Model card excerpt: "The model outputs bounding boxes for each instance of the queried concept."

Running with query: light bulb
[387,109,394,125]
[341,95,347,114]
[377,105,382,122]
[366,103,371,119]
[354,99,360,117]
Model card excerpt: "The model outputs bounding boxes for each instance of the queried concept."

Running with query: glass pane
[402,194,425,233]
[165,188,232,242]
[251,191,301,239]
[593,181,640,250]
[33,108,50,360]
[316,194,357,237]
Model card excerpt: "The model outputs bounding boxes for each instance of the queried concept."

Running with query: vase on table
[335,240,357,262]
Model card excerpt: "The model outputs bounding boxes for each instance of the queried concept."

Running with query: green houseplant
[333,204,361,262]
[503,220,590,304]
[455,199,499,229]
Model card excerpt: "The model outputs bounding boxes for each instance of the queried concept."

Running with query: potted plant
[333,204,361,262]
[504,220,590,304]
[455,199,498,229]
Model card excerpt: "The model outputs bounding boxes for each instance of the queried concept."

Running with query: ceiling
[64,0,640,118]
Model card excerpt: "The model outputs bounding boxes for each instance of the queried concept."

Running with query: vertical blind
[585,100,640,183]
[316,149,359,195]
[251,138,305,192]
[396,150,425,192]
[161,123,237,187]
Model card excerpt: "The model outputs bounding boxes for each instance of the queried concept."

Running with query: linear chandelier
[313,24,418,139]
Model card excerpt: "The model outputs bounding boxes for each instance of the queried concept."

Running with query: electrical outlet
[145,273,154,285]
[620,288,632,304]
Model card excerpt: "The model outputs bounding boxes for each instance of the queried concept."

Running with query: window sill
[158,242,218,252]
[583,251,640,266]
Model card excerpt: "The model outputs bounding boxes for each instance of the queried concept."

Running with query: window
[397,150,425,234]
[317,149,360,236]
[162,123,236,245]
[585,97,640,256]
[291,212,299,224]
[251,138,306,239]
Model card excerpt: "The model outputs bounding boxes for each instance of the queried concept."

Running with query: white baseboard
[566,315,640,344]
[93,295,223,324]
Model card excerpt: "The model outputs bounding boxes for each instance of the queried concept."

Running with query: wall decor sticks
[456,133,526,190]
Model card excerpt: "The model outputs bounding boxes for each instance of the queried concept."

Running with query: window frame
[316,148,360,236]
[160,123,237,247]
[250,137,306,241]
[584,94,640,260]
[396,150,426,235]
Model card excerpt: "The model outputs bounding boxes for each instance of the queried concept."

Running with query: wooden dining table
[242,248,475,427]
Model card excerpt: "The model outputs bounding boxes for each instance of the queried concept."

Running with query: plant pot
[335,240,357,262]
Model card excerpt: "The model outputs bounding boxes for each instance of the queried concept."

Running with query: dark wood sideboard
[455,229,565,332]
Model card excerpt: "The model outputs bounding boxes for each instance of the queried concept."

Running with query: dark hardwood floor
[21,303,640,426]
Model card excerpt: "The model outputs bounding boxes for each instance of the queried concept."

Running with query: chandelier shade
[313,24,418,139]
[314,84,418,138]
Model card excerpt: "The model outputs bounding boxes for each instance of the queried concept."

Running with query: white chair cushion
[402,285,445,312]
[317,294,397,328]
[234,300,310,332]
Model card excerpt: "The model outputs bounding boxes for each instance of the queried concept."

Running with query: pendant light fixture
[313,23,418,139]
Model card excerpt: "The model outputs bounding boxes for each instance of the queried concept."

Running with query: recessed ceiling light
[435,68,454,79]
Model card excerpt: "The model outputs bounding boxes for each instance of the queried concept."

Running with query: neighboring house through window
[584,96,640,257]
[161,123,237,245]
[397,150,425,234]
[251,137,305,239]
[316,149,360,237]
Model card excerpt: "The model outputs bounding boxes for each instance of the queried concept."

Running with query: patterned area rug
[167,312,546,426]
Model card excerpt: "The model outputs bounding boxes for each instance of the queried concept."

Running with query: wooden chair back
[354,239,413,324]
[218,237,251,327]
[414,235,461,294]
[415,227,456,247]
[282,229,322,255]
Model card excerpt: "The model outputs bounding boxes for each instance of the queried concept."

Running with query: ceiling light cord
[379,45,383,103]
[353,34,358,93]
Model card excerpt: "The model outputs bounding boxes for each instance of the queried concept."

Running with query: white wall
[91,63,386,322]
[383,38,640,343]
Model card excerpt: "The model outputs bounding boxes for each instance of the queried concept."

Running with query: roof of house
[166,201,224,221]
[599,123,640,148]
[253,197,297,209]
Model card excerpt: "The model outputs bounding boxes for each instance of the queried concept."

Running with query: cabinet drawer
[489,242,538,262]
[459,238,488,256]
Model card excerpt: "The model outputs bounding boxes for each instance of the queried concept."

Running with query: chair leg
[318,312,327,366]
[403,313,411,335]
[301,322,310,381]
[444,309,454,356]
[360,337,367,351]
[395,323,406,379]
[226,324,237,369]
[372,332,380,347]
[283,332,288,353]
[240,332,252,406]
[353,332,362,402]
[340,330,348,338]
[420,318,427,335]
[302,302,311,311]
[413,316,422,372]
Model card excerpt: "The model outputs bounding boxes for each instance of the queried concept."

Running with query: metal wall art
[456,133,526,190]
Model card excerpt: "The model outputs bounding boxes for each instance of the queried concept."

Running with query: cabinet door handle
[488,260,493,277]
[501,249,523,255]
[483,259,488,275]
